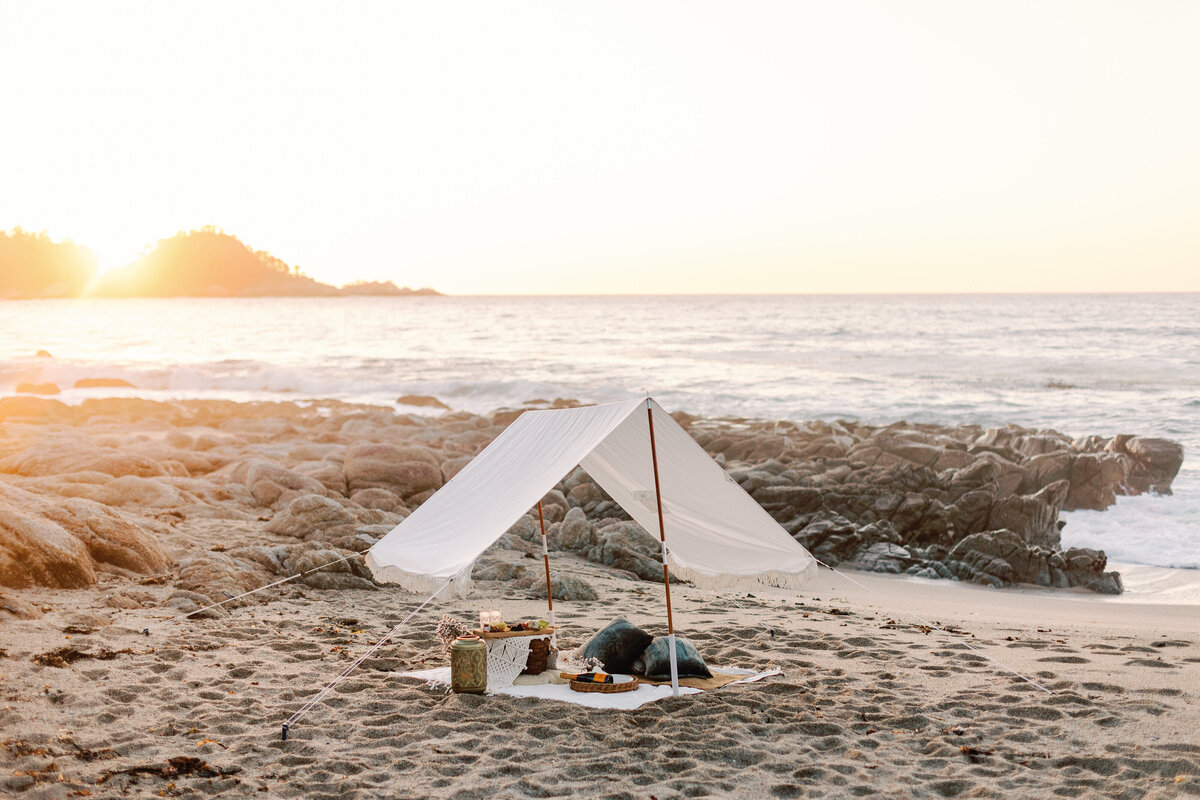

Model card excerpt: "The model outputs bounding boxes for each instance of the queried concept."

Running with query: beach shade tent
[366,397,817,692]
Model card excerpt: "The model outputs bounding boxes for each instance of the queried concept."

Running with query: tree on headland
[92,226,338,297]
[2,225,442,298]
[0,228,97,298]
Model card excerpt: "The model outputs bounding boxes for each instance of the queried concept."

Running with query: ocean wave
[1061,484,1200,570]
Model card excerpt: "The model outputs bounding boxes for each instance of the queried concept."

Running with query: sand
[1,521,1197,800]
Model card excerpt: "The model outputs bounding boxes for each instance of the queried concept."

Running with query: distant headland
[0,226,441,299]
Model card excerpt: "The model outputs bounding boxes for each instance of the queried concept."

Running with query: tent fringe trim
[666,556,817,592]
[366,553,475,598]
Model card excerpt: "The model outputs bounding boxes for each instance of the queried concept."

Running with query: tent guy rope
[281,577,455,741]
[162,549,368,622]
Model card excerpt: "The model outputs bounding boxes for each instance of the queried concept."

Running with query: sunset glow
[2,1,1197,294]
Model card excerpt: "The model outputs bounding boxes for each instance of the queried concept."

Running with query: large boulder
[1017,451,1073,494]
[1065,453,1128,511]
[350,487,406,513]
[538,489,569,523]
[985,480,1068,549]
[44,498,169,575]
[264,494,355,538]
[283,544,375,590]
[945,529,1120,593]
[175,553,273,604]
[220,459,329,508]
[1123,437,1184,495]
[0,505,96,588]
[342,443,443,498]
[472,561,532,581]
[518,575,598,601]
[0,483,168,588]
[556,507,596,551]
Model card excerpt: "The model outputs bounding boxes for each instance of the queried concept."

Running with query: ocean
[3,293,1196,574]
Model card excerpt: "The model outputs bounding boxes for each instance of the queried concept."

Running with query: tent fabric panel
[367,399,644,595]
[580,400,816,589]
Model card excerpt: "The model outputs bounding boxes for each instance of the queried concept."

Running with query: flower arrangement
[434,614,472,655]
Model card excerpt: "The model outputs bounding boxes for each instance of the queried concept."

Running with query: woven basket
[569,675,639,694]
[523,637,552,675]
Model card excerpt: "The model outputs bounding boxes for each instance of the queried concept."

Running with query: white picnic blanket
[391,667,782,710]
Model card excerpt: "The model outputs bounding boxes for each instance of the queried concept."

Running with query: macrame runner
[484,633,553,689]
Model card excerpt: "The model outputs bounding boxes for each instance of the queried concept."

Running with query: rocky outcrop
[0,483,168,589]
[0,395,1181,598]
[944,530,1121,594]
[697,418,1184,593]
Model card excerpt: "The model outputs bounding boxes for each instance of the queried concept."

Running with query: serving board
[471,627,555,640]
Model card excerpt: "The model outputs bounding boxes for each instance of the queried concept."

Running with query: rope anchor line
[281,577,455,741]
[175,549,370,621]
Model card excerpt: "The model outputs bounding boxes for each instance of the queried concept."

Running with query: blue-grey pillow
[635,635,712,681]
[578,618,653,674]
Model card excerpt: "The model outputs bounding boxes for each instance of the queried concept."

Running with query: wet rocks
[944,530,1122,594]
[847,542,913,574]
[699,417,1185,594]
[1119,437,1184,495]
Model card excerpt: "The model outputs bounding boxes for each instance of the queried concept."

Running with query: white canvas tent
[368,397,815,593]
[366,397,816,693]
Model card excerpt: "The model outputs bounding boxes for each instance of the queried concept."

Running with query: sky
[1,1,1197,295]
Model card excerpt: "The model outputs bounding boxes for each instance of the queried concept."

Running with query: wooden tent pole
[537,501,553,620]
[646,404,674,634]
[646,400,680,695]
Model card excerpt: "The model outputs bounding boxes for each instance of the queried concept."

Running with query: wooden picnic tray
[471,627,555,640]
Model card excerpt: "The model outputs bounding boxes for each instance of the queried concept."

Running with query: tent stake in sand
[646,399,680,696]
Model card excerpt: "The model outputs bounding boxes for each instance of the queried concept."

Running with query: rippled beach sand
[1,537,1196,799]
